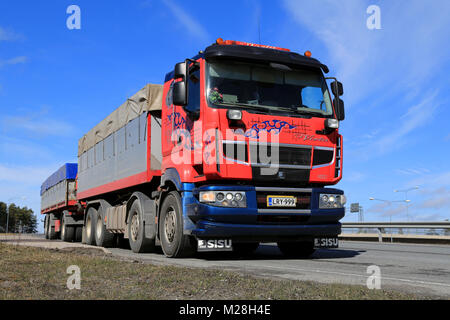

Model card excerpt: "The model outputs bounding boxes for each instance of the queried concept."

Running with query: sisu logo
[245,120,296,139]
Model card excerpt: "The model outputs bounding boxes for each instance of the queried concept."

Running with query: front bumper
[182,184,345,241]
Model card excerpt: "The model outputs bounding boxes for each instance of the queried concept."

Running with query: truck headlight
[199,191,247,208]
[319,193,346,209]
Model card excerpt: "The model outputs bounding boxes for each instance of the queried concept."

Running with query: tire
[75,226,83,242]
[44,215,49,239]
[48,214,57,240]
[159,191,195,258]
[128,200,155,253]
[277,241,316,258]
[94,207,115,248]
[85,207,97,245]
[232,242,259,256]
[61,216,75,242]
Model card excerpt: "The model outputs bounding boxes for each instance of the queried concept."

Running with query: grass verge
[0,242,421,300]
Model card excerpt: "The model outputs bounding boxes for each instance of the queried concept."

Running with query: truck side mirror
[333,98,345,121]
[331,80,344,96]
[173,81,187,106]
[173,61,188,106]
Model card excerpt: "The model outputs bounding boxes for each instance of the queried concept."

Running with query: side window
[185,68,200,113]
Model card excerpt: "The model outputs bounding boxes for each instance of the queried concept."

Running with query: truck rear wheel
[85,207,96,245]
[277,241,315,258]
[95,208,114,248]
[61,216,75,242]
[128,200,155,253]
[159,191,195,258]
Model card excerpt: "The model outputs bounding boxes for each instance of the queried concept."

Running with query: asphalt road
[108,241,450,298]
[3,234,449,298]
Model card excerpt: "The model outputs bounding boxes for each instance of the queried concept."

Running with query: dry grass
[0,243,422,300]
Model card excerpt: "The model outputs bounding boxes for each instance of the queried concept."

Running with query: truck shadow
[196,244,364,261]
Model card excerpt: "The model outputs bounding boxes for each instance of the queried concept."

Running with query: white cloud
[162,0,209,42]
[374,91,440,153]
[283,0,450,106]
[1,112,75,137]
[0,26,23,41]
[0,164,59,185]
[0,56,28,68]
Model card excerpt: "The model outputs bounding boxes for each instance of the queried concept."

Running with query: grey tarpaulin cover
[78,84,163,156]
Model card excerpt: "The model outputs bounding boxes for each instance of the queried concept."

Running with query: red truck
[41,38,346,258]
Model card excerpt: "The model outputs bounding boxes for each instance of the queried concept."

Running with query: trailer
[41,38,347,258]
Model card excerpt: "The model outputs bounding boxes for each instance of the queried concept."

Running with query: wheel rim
[164,207,176,243]
[61,220,65,239]
[96,216,103,239]
[86,215,92,239]
[130,213,139,242]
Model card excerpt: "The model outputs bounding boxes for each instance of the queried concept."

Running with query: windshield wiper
[277,106,322,116]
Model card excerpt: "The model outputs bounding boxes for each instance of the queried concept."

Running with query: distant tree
[0,201,38,233]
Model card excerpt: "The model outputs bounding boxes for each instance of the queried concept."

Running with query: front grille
[313,149,334,166]
[222,141,248,163]
[250,144,311,167]
[256,191,311,209]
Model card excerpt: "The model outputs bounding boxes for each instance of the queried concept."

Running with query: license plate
[314,237,339,248]
[197,239,233,252]
[267,195,297,207]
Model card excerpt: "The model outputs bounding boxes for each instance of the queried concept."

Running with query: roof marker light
[304,51,312,57]
[214,38,290,52]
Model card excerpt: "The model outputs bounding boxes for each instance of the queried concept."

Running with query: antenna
[258,9,261,44]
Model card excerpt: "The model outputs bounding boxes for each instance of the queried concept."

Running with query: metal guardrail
[341,221,450,243]
[342,221,450,229]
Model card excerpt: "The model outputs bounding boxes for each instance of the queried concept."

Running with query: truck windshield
[206,60,333,117]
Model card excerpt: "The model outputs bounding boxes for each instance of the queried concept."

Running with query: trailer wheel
[75,227,83,242]
[44,215,49,239]
[232,242,259,256]
[128,200,155,253]
[85,207,97,245]
[159,191,196,258]
[61,216,75,242]
[95,208,115,248]
[48,214,58,240]
[277,241,315,258]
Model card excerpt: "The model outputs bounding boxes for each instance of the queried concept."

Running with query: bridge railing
[341,221,450,243]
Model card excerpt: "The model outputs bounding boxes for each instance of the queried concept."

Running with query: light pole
[394,186,419,222]
[369,197,411,243]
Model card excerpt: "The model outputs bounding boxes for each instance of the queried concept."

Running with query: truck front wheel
[277,241,315,258]
[159,191,195,258]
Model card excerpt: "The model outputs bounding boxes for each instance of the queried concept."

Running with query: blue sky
[0,0,449,232]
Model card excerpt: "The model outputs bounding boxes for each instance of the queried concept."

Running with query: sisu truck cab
[158,38,346,257]
[41,38,346,258]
